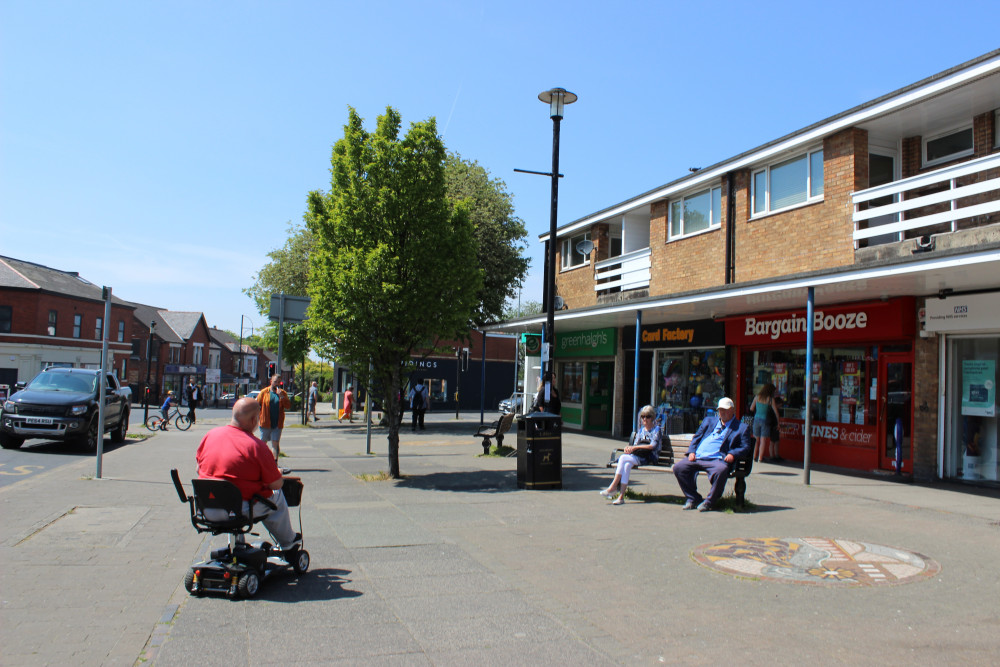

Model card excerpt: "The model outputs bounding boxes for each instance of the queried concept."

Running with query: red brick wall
[912,297,939,481]
[555,234,599,310]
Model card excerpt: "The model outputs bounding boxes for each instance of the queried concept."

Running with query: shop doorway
[878,353,913,472]
[585,362,613,431]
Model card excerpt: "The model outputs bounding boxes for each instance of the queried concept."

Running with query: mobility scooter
[171,469,310,599]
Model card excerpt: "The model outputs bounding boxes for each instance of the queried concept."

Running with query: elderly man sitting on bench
[672,396,753,512]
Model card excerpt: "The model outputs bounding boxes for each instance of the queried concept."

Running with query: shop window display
[654,350,725,434]
[948,337,998,482]
[560,362,584,404]
[742,347,873,426]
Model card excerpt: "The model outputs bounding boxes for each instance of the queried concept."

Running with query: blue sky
[2,0,997,336]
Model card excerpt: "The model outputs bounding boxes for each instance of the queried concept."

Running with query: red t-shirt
[196,424,281,501]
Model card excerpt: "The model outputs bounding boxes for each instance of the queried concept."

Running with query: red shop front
[724,298,916,473]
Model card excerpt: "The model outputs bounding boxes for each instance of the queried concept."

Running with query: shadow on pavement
[6,438,135,457]
[395,469,517,493]
[254,568,364,603]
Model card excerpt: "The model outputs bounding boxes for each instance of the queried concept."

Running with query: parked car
[498,393,524,414]
[1,367,130,450]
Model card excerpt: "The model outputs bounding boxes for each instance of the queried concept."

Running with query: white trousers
[615,454,641,486]
[204,489,297,549]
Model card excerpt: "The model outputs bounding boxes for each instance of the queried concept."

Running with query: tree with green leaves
[243,222,314,370]
[444,154,529,326]
[307,106,482,478]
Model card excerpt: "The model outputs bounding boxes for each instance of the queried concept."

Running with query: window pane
[0,306,11,333]
[683,190,711,234]
[810,151,824,197]
[670,201,681,237]
[711,188,722,225]
[926,128,972,163]
[770,155,807,210]
[753,171,767,214]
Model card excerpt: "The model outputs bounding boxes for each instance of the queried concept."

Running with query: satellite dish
[553,296,565,310]
[576,240,595,256]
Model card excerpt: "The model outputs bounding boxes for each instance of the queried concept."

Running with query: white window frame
[560,231,591,270]
[668,186,723,240]
[922,123,974,167]
[193,343,204,365]
[751,147,824,217]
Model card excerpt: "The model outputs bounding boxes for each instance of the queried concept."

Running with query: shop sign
[924,292,1000,333]
[779,420,877,448]
[523,333,541,355]
[165,365,207,374]
[725,298,914,346]
[623,319,725,350]
[555,327,616,358]
[205,368,221,384]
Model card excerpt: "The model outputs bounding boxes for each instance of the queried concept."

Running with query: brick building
[0,256,135,392]
[127,303,213,406]
[494,51,1000,485]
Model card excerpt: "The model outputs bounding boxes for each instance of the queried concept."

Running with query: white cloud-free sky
[2,0,997,334]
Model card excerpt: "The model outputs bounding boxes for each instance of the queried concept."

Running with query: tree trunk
[386,370,402,478]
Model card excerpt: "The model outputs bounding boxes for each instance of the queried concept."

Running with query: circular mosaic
[691,537,940,586]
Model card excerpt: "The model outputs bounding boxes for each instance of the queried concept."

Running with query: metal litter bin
[517,412,562,489]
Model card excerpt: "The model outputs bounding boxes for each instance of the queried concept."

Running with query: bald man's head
[231,397,260,432]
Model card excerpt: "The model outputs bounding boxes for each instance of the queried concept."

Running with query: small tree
[307,107,482,477]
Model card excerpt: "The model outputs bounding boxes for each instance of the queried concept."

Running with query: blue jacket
[686,416,754,461]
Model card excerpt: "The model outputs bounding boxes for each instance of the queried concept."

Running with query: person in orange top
[256,374,291,472]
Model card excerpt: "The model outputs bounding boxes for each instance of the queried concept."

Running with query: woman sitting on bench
[601,405,662,505]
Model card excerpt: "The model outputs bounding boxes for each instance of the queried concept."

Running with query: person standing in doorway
[256,374,291,473]
[408,379,429,431]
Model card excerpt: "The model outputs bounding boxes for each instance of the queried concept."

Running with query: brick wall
[733,128,864,282]
[912,297,939,481]
[555,234,599,310]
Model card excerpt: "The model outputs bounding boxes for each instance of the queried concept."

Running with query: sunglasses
[640,415,655,420]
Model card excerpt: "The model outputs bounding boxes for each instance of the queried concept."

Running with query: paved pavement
[1,406,999,665]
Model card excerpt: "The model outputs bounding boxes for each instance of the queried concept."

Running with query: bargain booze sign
[725,298,914,346]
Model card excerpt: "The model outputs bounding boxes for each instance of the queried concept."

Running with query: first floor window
[669,187,723,238]
[95,317,103,340]
[117,320,125,342]
[0,305,11,333]
[560,232,591,270]
[753,148,824,215]
[73,314,82,338]
[48,310,57,336]
[924,125,973,166]
[193,344,204,365]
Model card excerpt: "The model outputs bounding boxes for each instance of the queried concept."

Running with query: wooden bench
[475,411,516,455]
[606,440,753,506]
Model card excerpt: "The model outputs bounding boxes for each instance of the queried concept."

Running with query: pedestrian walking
[185,378,200,424]
[408,379,429,431]
[256,374,291,473]
[307,381,319,422]
[339,384,354,423]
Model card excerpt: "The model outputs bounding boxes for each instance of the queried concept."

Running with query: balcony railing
[594,247,651,292]
[852,152,1000,247]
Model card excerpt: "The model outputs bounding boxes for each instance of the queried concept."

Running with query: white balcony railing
[594,247,651,292]
[852,152,1000,246]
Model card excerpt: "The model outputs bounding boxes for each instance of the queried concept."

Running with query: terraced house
[497,50,1000,485]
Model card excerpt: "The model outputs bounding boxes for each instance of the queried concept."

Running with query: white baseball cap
[717,397,735,410]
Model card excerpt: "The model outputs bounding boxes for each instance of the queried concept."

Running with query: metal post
[480,331,486,426]
[803,287,814,485]
[365,359,373,455]
[632,310,641,434]
[277,294,285,377]
[144,320,155,422]
[96,287,111,478]
[544,114,561,405]
[237,315,244,399]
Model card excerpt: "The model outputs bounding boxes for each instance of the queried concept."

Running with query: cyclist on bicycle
[160,391,176,430]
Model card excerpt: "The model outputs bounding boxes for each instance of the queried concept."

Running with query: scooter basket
[282,476,303,507]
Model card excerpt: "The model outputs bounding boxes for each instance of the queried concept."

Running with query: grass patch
[622,489,756,513]
[354,471,393,482]
[479,445,515,457]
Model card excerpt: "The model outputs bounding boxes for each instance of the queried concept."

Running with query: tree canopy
[306,106,482,477]
[444,153,529,325]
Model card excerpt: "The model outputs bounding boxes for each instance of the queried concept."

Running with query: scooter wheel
[183,570,197,594]
[238,571,260,598]
[292,550,310,574]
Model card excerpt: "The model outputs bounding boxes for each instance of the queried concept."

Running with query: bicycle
[145,406,192,432]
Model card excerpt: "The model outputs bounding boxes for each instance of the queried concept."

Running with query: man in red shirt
[196,397,300,551]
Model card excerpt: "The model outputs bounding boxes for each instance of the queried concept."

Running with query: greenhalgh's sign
[555,327,617,358]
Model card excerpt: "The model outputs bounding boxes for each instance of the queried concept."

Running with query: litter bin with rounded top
[516,412,562,489]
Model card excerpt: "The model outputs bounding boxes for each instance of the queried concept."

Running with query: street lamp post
[237,315,254,399]
[538,87,576,402]
[143,320,156,422]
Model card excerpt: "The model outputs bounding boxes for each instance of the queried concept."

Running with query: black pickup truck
[0,367,131,450]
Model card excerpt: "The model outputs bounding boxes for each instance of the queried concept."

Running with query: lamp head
[538,88,577,119]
